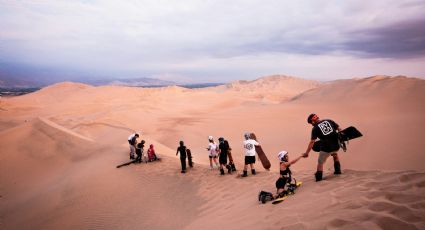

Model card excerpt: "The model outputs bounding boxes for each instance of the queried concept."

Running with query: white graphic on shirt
[318,121,333,135]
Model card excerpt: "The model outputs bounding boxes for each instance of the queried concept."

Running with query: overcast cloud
[1,0,424,83]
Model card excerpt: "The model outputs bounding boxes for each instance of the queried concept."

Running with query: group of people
[128,113,344,200]
[127,133,159,163]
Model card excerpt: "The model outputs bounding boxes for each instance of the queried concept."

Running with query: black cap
[307,113,316,124]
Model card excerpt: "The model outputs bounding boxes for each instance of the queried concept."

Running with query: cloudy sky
[1,0,424,83]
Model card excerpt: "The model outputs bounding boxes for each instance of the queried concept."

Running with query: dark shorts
[245,156,256,165]
[275,177,287,189]
[209,155,217,159]
[219,156,228,165]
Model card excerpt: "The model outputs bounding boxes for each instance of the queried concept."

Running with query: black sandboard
[339,126,363,141]
[116,159,138,168]
[312,126,362,152]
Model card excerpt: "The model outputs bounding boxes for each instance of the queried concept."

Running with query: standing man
[176,141,187,173]
[218,137,229,175]
[128,133,140,160]
[242,132,260,177]
[302,114,342,182]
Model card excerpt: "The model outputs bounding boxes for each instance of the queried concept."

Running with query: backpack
[258,191,274,204]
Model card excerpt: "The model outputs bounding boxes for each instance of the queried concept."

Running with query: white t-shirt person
[208,142,218,157]
[243,139,259,156]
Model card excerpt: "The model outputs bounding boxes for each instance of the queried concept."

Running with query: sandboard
[116,159,138,168]
[187,149,193,168]
[339,126,363,141]
[227,148,236,171]
[312,126,362,152]
[271,195,288,204]
[249,133,271,170]
[272,181,302,205]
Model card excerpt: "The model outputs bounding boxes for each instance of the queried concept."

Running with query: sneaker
[226,165,232,174]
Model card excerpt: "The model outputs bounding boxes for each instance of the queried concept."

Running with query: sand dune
[1,75,424,229]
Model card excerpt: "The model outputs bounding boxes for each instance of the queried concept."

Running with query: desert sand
[1,75,424,230]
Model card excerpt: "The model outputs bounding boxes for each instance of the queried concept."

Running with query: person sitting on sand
[207,136,219,170]
[258,151,302,203]
[176,141,187,173]
[128,133,139,160]
[147,144,159,162]
[274,151,302,198]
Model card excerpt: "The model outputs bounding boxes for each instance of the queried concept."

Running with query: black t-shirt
[219,141,229,158]
[136,143,144,154]
[177,146,187,159]
[311,119,340,152]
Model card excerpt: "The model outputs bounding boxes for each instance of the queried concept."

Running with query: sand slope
[1,75,424,230]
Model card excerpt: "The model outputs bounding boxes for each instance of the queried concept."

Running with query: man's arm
[303,140,315,158]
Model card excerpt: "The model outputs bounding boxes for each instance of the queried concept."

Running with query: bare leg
[213,157,219,168]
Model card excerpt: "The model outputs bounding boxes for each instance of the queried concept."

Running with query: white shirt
[128,134,136,141]
[243,139,259,156]
[208,142,218,156]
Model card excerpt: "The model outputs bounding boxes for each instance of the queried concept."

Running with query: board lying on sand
[312,126,363,152]
[116,159,138,168]
[249,133,271,170]
[272,181,303,205]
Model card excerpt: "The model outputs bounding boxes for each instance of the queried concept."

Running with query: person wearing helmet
[275,151,302,197]
[258,150,303,203]
[207,136,219,170]
[242,132,260,177]
[176,141,188,173]
[128,133,140,160]
[303,113,342,181]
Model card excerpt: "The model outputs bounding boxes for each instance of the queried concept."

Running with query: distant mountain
[86,77,176,87]
[0,75,46,88]
[0,75,176,88]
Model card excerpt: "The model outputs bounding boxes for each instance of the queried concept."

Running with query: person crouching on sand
[207,136,219,169]
[176,141,187,173]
